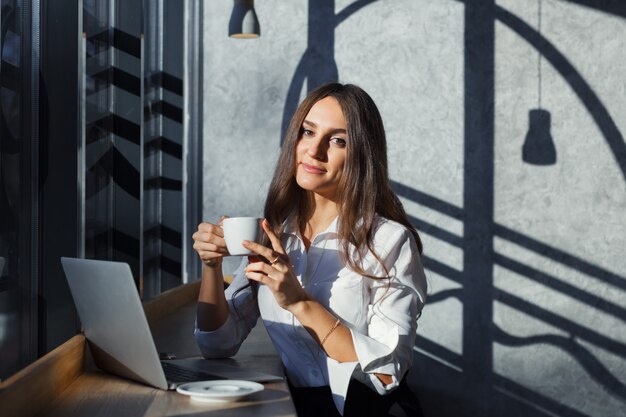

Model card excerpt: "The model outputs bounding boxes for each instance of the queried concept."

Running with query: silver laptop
[61,257,282,389]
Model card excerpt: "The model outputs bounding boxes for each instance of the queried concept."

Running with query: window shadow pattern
[280,0,377,143]
[394,179,626,416]
[83,0,186,297]
[281,0,626,415]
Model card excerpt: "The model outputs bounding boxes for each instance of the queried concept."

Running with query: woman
[192,83,427,417]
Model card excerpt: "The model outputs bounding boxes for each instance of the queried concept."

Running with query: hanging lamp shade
[522,109,556,165]
[229,0,260,39]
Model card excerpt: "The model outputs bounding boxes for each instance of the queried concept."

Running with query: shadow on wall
[280,0,377,142]
[397,180,626,417]
[281,1,626,416]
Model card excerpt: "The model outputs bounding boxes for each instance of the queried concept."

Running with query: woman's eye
[302,129,314,137]
[330,137,347,147]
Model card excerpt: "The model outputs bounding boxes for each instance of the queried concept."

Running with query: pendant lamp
[522,0,556,165]
[229,0,260,39]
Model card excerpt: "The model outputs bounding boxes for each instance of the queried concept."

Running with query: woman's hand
[243,219,309,310]
[192,217,229,267]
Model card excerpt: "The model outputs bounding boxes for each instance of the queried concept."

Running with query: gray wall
[201,1,626,416]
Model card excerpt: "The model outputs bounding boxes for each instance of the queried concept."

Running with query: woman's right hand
[192,217,229,267]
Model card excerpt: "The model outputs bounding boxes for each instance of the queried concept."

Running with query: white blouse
[195,216,427,415]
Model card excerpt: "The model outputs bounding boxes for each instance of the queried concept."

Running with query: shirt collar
[282,216,299,236]
[282,215,339,239]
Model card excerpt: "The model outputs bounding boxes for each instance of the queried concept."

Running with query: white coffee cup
[222,217,263,256]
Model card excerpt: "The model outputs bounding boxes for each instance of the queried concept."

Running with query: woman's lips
[301,162,326,174]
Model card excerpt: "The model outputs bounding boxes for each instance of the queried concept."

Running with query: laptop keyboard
[161,361,223,383]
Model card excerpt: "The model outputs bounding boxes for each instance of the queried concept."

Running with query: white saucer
[176,380,264,402]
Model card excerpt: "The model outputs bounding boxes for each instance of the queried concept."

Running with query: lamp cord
[538,0,543,109]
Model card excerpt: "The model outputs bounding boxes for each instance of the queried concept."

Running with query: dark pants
[288,377,424,417]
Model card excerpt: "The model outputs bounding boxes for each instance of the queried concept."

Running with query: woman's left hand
[243,219,309,311]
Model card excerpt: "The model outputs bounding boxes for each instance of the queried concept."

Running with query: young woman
[192,83,427,417]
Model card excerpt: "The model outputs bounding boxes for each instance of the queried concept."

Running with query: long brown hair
[264,83,422,279]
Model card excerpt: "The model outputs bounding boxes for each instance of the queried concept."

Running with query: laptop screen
[61,257,168,389]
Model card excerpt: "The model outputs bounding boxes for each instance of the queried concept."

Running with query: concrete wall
[201,1,626,416]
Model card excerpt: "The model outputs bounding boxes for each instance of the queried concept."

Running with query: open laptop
[61,257,282,390]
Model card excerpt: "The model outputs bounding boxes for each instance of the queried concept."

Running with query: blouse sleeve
[194,258,260,358]
[348,227,427,394]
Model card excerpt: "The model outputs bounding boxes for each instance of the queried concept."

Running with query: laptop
[61,257,282,390]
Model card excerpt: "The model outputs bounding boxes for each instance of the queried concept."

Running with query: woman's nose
[306,137,326,160]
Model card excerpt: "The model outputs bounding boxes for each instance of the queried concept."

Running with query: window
[0,0,39,379]
[0,0,202,381]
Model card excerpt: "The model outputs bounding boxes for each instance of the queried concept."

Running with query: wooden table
[0,281,297,417]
